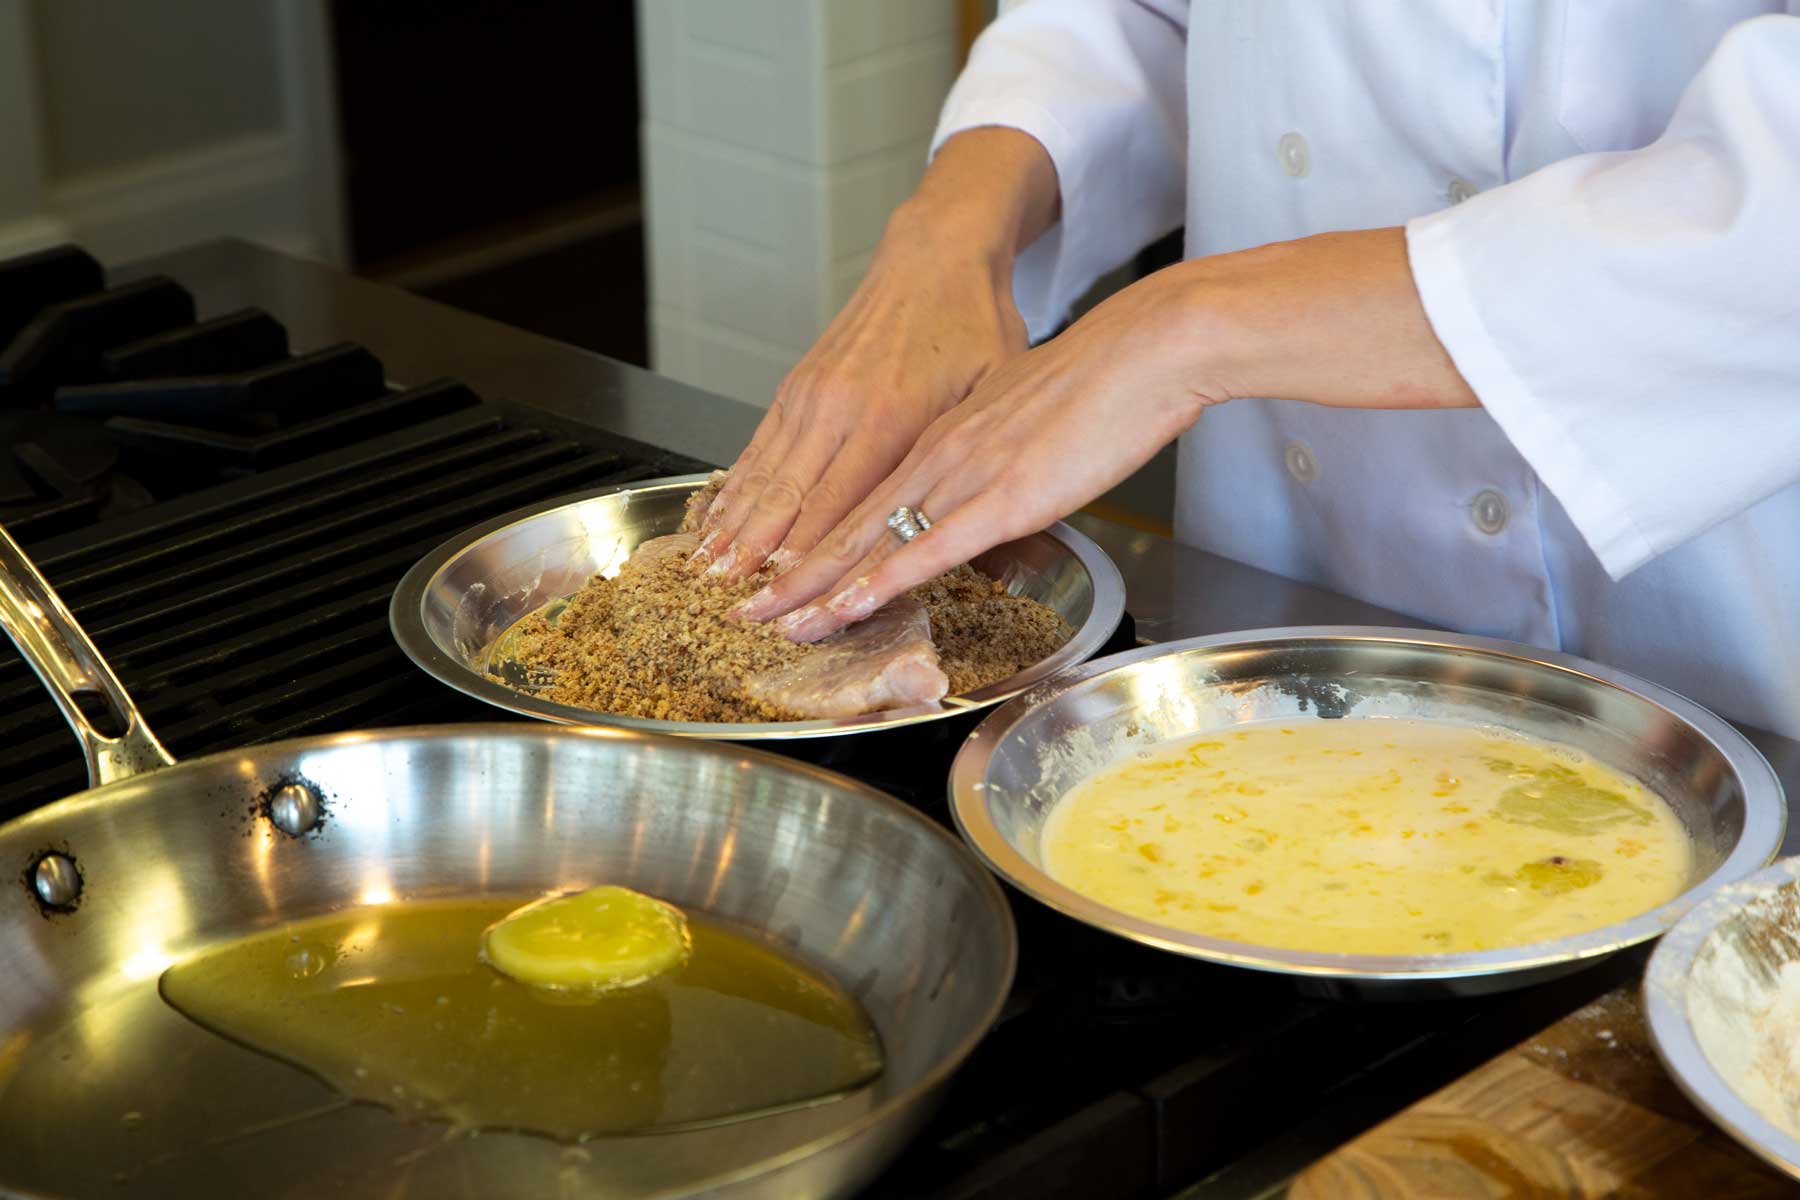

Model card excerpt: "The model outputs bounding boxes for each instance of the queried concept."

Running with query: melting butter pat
[482,884,691,991]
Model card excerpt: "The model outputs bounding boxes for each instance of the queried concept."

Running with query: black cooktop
[0,245,1632,1198]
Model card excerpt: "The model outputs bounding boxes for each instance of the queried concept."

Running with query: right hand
[692,204,1029,580]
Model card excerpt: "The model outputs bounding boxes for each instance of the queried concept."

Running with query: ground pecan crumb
[502,556,1072,724]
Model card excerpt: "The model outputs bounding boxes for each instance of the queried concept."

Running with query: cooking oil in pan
[157,895,883,1140]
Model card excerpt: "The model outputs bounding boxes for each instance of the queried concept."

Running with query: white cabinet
[639,0,961,406]
[0,0,343,267]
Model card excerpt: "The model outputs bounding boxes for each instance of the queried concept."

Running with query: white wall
[0,0,343,267]
[639,0,962,407]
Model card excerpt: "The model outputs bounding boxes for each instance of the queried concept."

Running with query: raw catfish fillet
[745,597,950,718]
[618,532,700,578]
[679,471,729,533]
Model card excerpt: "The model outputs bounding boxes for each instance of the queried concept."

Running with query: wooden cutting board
[1289,984,1794,1198]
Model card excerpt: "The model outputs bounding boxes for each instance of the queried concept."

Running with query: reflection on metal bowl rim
[390,475,1126,739]
[1645,856,1800,1181]
[950,627,1786,996]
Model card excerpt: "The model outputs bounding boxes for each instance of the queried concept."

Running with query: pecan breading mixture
[505,546,808,722]
[500,513,1072,723]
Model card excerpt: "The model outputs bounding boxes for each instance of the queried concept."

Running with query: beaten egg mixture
[1042,718,1691,954]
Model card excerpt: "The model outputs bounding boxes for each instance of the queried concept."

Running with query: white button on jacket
[1277,132,1310,179]
[934,0,1800,739]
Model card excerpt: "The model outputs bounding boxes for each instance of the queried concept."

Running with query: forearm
[1167,228,1479,413]
[737,228,1474,641]
[889,128,1061,279]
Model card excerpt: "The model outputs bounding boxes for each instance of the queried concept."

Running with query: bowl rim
[948,625,1787,982]
[389,474,1126,739]
[1643,855,1800,1181]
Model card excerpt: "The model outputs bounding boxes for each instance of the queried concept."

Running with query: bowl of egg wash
[948,627,1786,998]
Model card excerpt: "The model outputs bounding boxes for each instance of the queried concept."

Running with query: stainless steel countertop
[125,239,1800,845]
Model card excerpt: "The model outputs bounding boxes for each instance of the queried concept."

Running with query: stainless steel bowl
[1644,856,1800,1182]
[391,475,1125,739]
[950,627,1786,999]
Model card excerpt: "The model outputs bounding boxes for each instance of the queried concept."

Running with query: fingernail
[767,546,801,576]
[731,586,781,623]
[825,580,877,623]
[775,605,835,643]
[704,545,743,578]
[689,529,724,567]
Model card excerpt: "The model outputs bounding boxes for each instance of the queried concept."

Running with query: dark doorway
[328,1,647,366]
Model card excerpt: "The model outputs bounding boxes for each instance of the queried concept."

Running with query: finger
[703,426,772,531]
[730,408,977,621]
[779,486,1022,642]
[730,465,927,624]
[768,431,913,574]
[762,467,989,642]
[691,404,791,564]
[708,427,843,579]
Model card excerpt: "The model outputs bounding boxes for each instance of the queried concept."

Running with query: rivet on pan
[268,783,321,837]
[32,853,82,909]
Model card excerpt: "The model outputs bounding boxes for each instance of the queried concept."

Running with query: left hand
[728,264,1216,639]
[733,227,1478,641]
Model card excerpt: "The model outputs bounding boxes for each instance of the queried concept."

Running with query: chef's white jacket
[933,0,1800,740]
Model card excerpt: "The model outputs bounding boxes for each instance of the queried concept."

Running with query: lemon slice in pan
[482,885,691,991]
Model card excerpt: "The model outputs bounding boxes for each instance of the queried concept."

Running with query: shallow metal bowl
[391,475,1125,739]
[1644,856,1800,1181]
[949,627,1786,999]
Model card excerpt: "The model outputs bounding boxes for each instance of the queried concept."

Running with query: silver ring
[886,506,932,543]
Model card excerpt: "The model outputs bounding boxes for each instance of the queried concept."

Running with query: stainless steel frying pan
[0,526,1016,1199]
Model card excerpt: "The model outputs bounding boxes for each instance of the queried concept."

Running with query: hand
[691,208,1026,579]
[733,227,1478,641]
[691,128,1059,580]
[730,264,1216,638]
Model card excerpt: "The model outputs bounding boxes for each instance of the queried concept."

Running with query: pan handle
[0,524,176,787]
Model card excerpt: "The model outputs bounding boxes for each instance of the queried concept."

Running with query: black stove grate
[0,246,704,817]
[2,413,699,813]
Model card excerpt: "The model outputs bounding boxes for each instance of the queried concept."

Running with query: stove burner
[0,410,155,539]
[0,276,196,404]
[101,307,288,378]
[59,343,386,430]
[0,247,486,532]
[0,245,103,348]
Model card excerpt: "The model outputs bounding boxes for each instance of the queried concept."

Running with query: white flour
[1686,879,1800,1139]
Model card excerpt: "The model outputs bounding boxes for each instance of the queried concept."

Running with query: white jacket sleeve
[1406,14,1800,580]
[931,0,1189,341]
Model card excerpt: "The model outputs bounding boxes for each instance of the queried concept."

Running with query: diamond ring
[886,506,933,543]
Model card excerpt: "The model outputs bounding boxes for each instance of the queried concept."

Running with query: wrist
[892,126,1060,275]
[882,196,1018,294]
[887,187,1018,261]
[1164,229,1477,411]
[1133,259,1254,414]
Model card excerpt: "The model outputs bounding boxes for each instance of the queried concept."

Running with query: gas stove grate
[1,413,703,814]
[0,245,704,816]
